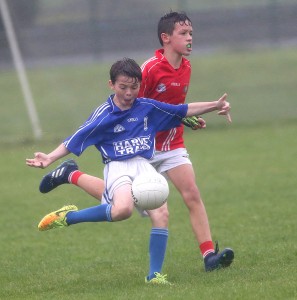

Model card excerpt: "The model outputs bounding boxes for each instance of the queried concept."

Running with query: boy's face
[164,21,193,56]
[109,75,141,110]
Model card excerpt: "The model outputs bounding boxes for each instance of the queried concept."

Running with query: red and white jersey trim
[160,128,177,151]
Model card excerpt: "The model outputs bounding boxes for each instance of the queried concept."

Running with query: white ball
[132,172,169,210]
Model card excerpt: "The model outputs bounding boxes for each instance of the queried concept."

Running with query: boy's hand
[182,116,206,130]
[26,152,51,169]
[217,93,232,123]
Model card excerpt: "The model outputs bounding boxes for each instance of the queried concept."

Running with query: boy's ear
[108,80,114,90]
[160,33,170,45]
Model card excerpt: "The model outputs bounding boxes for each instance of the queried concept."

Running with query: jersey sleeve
[158,102,188,131]
[63,107,104,156]
[141,99,188,132]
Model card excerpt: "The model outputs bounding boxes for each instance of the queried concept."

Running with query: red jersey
[138,49,191,151]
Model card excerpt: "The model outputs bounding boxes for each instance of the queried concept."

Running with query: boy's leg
[167,163,234,271]
[68,184,134,223]
[38,204,113,231]
[147,228,168,280]
[75,174,104,199]
[146,204,170,284]
[38,184,134,231]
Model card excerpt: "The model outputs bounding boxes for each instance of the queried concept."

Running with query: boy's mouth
[186,43,192,49]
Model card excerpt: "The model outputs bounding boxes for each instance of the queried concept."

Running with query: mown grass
[0,47,296,299]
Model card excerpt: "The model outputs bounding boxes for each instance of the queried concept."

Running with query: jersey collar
[155,48,188,69]
[107,94,139,113]
[107,94,117,113]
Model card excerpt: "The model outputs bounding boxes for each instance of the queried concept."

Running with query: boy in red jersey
[33,12,234,282]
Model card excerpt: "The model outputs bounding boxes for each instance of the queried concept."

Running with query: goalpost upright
[0,0,42,140]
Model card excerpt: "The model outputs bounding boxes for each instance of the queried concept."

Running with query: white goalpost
[0,0,42,139]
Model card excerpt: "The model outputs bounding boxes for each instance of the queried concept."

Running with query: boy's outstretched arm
[26,143,70,169]
[186,93,232,123]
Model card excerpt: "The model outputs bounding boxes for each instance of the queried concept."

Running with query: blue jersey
[63,95,188,164]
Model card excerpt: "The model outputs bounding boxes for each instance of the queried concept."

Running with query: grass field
[0,47,297,299]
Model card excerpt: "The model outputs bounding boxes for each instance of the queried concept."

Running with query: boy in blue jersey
[26,57,231,284]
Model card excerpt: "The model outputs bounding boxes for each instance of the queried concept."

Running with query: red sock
[69,170,84,185]
[199,241,215,258]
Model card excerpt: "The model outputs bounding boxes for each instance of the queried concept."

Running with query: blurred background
[0,0,296,142]
[1,0,296,64]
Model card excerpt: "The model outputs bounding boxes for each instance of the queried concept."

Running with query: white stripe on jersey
[138,100,179,118]
[84,102,110,126]
[100,146,109,161]
[140,56,158,71]
[161,128,177,151]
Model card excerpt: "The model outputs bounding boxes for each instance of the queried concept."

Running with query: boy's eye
[119,85,139,90]
[180,31,192,36]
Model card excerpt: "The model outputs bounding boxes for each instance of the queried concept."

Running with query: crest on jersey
[114,124,125,133]
[156,83,166,93]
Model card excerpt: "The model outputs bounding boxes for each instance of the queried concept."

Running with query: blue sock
[66,204,112,225]
[147,228,168,280]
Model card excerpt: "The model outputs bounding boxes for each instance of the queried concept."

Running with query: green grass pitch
[0,47,296,299]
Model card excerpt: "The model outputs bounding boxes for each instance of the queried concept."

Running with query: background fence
[1,0,297,66]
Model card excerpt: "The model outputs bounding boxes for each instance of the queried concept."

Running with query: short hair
[157,11,192,46]
[110,58,142,84]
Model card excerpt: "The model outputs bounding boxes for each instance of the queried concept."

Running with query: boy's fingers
[218,111,232,123]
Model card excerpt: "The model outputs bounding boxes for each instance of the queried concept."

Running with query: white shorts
[101,149,191,216]
[101,156,156,205]
[149,148,192,176]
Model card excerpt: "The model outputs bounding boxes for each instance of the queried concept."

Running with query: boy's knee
[112,205,133,221]
[150,204,169,227]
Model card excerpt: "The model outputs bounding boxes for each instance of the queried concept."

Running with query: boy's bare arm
[187,93,231,123]
[26,143,70,169]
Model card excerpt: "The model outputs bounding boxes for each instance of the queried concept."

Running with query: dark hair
[109,58,142,84]
[157,11,192,46]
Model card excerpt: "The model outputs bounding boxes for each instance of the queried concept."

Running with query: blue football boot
[39,159,78,193]
[204,241,234,271]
